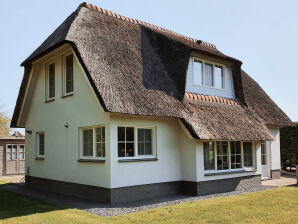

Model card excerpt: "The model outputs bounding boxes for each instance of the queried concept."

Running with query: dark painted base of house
[183,175,261,195]
[271,169,281,179]
[25,174,261,204]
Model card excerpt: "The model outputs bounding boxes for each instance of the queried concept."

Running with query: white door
[261,141,270,179]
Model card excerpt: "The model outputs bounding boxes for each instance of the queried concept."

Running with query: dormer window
[192,57,225,89]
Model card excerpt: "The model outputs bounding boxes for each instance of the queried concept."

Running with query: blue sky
[1,0,297,129]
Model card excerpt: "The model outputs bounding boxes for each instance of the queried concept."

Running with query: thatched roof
[11,3,293,140]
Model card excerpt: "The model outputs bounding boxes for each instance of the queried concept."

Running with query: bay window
[118,126,155,158]
[203,141,255,171]
[81,126,105,159]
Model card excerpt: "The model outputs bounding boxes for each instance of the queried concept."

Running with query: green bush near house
[281,122,298,170]
[0,181,298,224]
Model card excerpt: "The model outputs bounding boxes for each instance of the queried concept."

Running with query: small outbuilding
[0,131,25,176]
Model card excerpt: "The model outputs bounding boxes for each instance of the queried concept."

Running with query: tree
[0,112,10,137]
[280,122,298,170]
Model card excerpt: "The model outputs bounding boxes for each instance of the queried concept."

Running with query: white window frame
[62,52,74,97]
[117,125,157,159]
[203,140,256,174]
[36,132,45,158]
[192,57,225,89]
[79,125,105,160]
[45,60,56,101]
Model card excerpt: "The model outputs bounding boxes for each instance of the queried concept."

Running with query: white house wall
[109,114,189,188]
[25,46,111,188]
[185,57,235,99]
[179,128,197,182]
[268,127,281,171]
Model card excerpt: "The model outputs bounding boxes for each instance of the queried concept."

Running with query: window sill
[35,157,44,161]
[204,169,256,176]
[44,98,55,103]
[118,158,158,162]
[77,159,105,163]
[61,93,74,99]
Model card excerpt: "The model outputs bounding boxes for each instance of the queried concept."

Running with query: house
[11,3,293,204]
[0,131,25,176]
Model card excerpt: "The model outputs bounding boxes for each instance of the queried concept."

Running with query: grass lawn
[0,181,298,224]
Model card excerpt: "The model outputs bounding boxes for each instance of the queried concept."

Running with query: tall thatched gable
[11,3,293,140]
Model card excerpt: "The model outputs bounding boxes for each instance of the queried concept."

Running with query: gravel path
[2,183,274,217]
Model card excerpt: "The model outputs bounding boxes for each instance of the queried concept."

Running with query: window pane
[126,143,134,157]
[217,141,229,170]
[118,143,125,157]
[138,129,144,142]
[145,142,152,155]
[193,59,202,85]
[203,142,215,170]
[126,127,134,141]
[96,127,105,142]
[20,145,24,152]
[145,129,152,141]
[83,129,93,156]
[230,141,241,169]
[138,128,153,156]
[49,63,55,98]
[118,127,125,141]
[66,54,74,93]
[243,142,253,167]
[96,143,105,157]
[7,145,12,160]
[138,142,145,155]
[7,145,11,153]
[19,145,25,160]
[204,63,213,86]
[39,134,45,156]
[214,66,223,89]
[261,141,267,165]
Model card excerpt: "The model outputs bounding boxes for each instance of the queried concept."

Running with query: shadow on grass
[0,183,67,220]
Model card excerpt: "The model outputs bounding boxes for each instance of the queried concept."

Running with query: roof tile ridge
[81,2,217,49]
[185,92,239,106]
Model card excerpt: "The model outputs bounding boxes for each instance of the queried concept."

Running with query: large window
[192,57,225,89]
[37,132,45,158]
[81,126,105,159]
[64,54,74,95]
[118,126,155,158]
[203,141,254,171]
[46,63,55,100]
